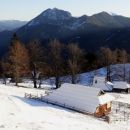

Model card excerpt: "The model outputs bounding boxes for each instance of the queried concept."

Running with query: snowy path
[0,84,130,130]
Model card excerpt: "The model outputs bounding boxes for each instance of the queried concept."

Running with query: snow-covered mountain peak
[41,8,72,20]
[106,11,119,16]
[97,11,119,17]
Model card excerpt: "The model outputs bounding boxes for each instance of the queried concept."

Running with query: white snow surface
[93,76,113,91]
[0,84,130,130]
[43,83,114,113]
[113,81,130,89]
[43,83,100,113]
[42,8,71,20]
[99,94,115,105]
[106,11,120,16]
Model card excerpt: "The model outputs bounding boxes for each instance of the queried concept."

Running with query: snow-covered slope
[0,84,129,130]
[41,8,72,20]
[0,84,130,130]
[77,63,130,86]
[10,64,130,89]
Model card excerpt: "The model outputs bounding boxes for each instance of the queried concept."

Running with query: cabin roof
[43,83,114,113]
[113,81,130,89]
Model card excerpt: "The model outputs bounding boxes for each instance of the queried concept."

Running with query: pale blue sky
[0,0,130,21]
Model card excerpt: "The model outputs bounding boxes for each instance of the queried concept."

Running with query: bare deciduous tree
[1,57,10,85]
[28,40,44,88]
[47,39,63,89]
[99,47,115,81]
[68,43,84,84]
[7,34,29,86]
[121,50,128,81]
[114,49,128,81]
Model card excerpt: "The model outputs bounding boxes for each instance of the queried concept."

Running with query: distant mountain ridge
[1,8,130,56]
[15,9,130,42]
[26,9,130,29]
[0,20,27,31]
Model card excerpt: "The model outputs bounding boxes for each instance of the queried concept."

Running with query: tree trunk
[55,76,60,89]
[106,66,109,81]
[33,78,37,88]
[107,66,111,81]
[3,75,6,85]
[33,72,37,88]
[15,77,18,86]
[72,74,76,84]
[15,65,19,86]
[32,64,37,88]
[15,82,18,86]
[38,77,42,88]
[129,70,130,84]
[123,64,126,81]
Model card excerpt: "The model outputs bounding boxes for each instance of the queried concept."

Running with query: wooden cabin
[95,94,112,117]
[43,83,114,117]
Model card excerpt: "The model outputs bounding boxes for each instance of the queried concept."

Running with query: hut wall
[95,102,111,117]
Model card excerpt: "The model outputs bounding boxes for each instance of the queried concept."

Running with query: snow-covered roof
[113,81,130,89]
[93,82,113,91]
[99,94,115,105]
[93,76,113,91]
[43,83,114,114]
[107,81,114,86]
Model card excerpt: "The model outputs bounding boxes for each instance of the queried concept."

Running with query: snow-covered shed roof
[43,83,114,114]
[93,76,113,91]
[99,94,114,105]
[113,81,130,90]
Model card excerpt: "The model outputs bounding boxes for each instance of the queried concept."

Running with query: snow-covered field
[0,84,130,130]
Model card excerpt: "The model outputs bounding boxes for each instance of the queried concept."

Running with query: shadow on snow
[12,95,75,113]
